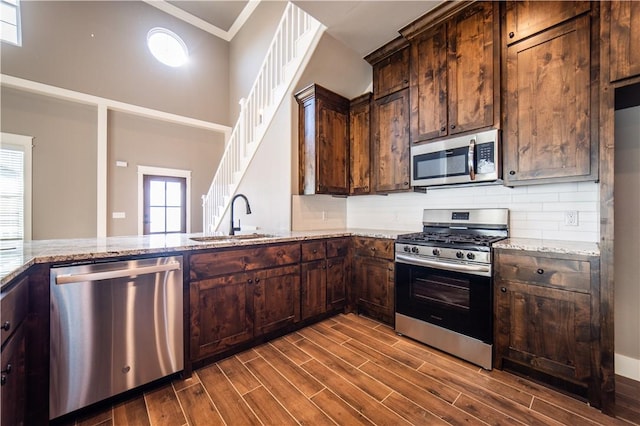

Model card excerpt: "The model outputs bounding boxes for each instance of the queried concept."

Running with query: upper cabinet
[505,1,591,44]
[295,84,350,195]
[372,46,410,99]
[349,93,372,195]
[610,1,640,82]
[402,1,499,143]
[503,2,598,186]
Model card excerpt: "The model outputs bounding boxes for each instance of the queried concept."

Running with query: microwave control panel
[476,142,496,174]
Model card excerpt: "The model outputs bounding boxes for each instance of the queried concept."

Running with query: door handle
[468,138,476,181]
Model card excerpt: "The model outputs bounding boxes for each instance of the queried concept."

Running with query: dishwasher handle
[55,262,181,285]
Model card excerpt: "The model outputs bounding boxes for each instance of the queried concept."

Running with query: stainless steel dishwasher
[49,255,184,420]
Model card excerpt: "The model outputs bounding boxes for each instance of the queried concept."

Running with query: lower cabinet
[254,265,301,335]
[352,237,395,325]
[494,249,601,407]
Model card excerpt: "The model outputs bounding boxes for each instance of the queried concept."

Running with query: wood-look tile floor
[68,314,638,426]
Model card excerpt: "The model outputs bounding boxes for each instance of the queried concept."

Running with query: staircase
[202,2,324,234]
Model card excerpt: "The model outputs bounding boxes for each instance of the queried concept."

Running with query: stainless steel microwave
[411,129,500,187]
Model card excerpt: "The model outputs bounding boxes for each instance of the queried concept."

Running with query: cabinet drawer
[190,243,301,280]
[496,252,591,293]
[353,237,394,260]
[326,237,350,258]
[301,241,326,262]
[1,276,28,347]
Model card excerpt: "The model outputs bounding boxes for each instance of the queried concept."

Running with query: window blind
[0,146,24,240]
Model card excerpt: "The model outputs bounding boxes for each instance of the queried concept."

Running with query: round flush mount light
[147,27,189,67]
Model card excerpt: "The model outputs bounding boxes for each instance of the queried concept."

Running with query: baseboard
[615,352,640,381]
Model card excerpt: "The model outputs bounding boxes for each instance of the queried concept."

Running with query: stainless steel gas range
[394,208,509,370]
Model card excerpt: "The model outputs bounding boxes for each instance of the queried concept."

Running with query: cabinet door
[410,24,448,142]
[349,93,372,195]
[373,89,411,192]
[448,1,497,135]
[327,256,348,311]
[354,256,394,325]
[1,324,26,426]
[610,1,640,82]
[254,265,300,335]
[317,97,350,194]
[300,260,327,320]
[505,1,591,45]
[504,15,593,185]
[495,280,593,387]
[373,47,410,99]
[190,274,254,361]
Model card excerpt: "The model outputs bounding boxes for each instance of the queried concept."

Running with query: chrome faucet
[230,194,252,235]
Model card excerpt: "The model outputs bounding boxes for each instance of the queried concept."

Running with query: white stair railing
[202,2,323,234]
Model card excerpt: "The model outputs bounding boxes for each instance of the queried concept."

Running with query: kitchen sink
[190,233,274,242]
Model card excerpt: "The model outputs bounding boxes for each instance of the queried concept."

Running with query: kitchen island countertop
[1,228,406,287]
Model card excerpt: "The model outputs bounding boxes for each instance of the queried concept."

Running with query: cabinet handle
[0,375,5,386]
[247,279,253,284]
[312,249,317,253]
[370,247,376,251]
[1,364,11,375]
[322,265,326,270]
[500,287,507,293]
[509,170,516,176]
[537,269,544,275]
[1,321,10,331]
[255,278,260,283]
[403,181,409,186]
[509,31,515,39]
[450,124,456,130]
[440,126,446,132]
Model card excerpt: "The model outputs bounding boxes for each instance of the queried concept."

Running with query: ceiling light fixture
[146,27,189,67]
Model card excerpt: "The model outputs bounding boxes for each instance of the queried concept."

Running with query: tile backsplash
[345,181,600,242]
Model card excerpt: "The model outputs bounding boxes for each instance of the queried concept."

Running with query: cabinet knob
[450,124,456,130]
[509,170,516,176]
[312,249,317,253]
[247,279,253,284]
[403,79,409,84]
[370,247,376,251]
[509,31,515,39]
[403,181,409,186]
[0,375,5,386]
[322,265,326,270]
[255,278,260,283]
[500,287,507,293]
[1,321,10,331]
[440,126,446,132]
[536,269,544,275]
[1,364,11,375]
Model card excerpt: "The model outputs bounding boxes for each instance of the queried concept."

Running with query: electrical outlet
[564,211,579,226]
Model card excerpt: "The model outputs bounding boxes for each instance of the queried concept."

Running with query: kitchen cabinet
[349,93,372,195]
[372,89,411,192]
[403,1,499,143]
[366,38,412,194]
[300,238,351,320]
[610,1,640,82]
[189,243,301,361]
[295,84,350,195]
[494,249,601,407]
[352,237,395,325]
[503,7,599,186]
[1,275,28,426]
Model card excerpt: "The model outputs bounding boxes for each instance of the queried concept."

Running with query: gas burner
[396,232,506,247]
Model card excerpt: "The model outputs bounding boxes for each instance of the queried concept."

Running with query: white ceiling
[152,0,442,57]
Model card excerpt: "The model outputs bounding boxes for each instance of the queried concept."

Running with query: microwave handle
[468,138,476,181]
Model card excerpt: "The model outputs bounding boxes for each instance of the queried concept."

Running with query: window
[147,27,188,67]
[1,0,21,46]
[0,133,32,240]
[143,175,186,234]
[137,165,191,235]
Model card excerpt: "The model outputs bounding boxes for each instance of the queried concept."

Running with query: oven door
[395,260,492,343]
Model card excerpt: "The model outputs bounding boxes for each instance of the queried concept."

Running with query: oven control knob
[432,248,440,256]
[403,245,410,252]
[456,251,464,259]
[466,252,475,260]
[411,246,419,253]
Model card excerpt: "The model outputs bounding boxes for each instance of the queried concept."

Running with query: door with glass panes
[143,175,186,234]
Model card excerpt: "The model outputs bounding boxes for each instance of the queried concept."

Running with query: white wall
[614,106,640,381]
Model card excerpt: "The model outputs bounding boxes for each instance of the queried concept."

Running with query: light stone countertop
[493,238,600,257]
[0,228,405,287]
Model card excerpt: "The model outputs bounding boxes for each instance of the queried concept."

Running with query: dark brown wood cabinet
[1,275,28,426]
[349,93,372,195]
[503,5,598,186]
[494,249,601,407]
[295,84,350,195]
[372,89,411,192]
[189,243,301,361]
[610,1,640,82]
[403,1,499,143]
[366,39,412,194]
[326,238,350,311]
[352,237,395,325]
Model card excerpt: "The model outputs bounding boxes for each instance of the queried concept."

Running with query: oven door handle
[395,254,491,275]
